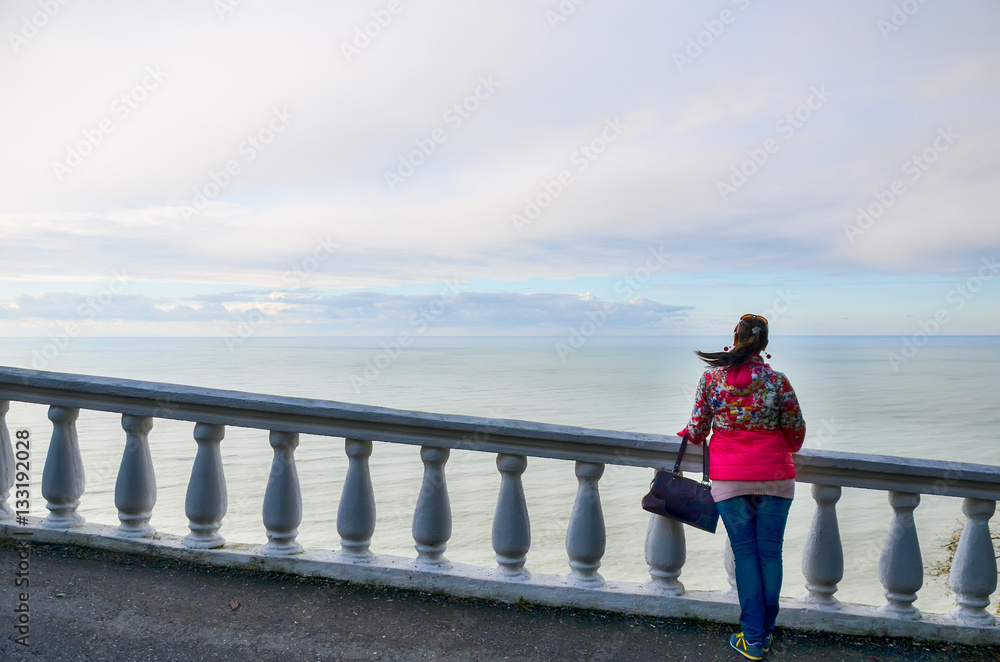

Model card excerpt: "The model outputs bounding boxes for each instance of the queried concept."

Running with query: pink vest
[703,428,798,481]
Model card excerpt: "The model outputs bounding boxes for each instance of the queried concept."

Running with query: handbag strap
[673,431,710,484]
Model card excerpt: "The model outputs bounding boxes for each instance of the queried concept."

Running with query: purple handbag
[641,432,719,533]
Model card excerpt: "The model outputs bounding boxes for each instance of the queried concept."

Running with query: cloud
[0,0,998,337]
[291,290,690,329]
[0,289,690,332]
[0,292,229,322]
[0,0,996,283]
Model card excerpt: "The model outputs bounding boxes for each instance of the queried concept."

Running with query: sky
[0,0,998,338]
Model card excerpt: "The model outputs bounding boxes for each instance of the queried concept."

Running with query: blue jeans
[716,495,792,644]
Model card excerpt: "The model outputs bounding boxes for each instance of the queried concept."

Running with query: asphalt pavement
[0,542,997,662]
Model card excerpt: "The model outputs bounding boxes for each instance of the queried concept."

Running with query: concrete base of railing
[2,518,997,646]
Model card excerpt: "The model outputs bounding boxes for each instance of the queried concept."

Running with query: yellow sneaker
[729,632,764,660]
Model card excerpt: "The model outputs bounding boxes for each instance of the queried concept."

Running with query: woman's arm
[778,376,806,452]
[679,372,713,445]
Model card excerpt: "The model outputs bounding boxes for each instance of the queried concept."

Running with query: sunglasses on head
[740,314,768,324]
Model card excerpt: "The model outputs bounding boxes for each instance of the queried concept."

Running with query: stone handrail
[0,366,997,644]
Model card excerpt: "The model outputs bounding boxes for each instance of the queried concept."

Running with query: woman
[681,314,806,660]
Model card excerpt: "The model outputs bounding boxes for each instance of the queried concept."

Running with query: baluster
[723,536,738,599]
[337,438,376,561]
[183,423,227,549]
[0,401,13,520]
[262,431,303,555]
[412,446,452,568]
[566,461,606,588]
[114,415,156,538]
[644,511,686,595]
[492,454,530,579]
[948,498,998,626]
[878,491,923,620]
[41,406,85,528]
[801,484,844,609]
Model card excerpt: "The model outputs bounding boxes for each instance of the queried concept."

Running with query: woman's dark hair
[695,315,769,368]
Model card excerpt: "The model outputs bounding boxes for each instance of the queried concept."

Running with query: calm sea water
[2,335,998,614]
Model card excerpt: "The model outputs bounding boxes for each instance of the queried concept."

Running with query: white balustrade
[0,401,12,520]
[801,484,844,608]
[492,453,530,579]
[644,511,685,595]
[0,366,999,644]
[115,415,157,538]
[412,446,452,568]
[948,498,998,627]
[878,491,923,620]
[566,461,606,588]
[337,438,376,561]
[183,423,227,549]
[262,430,303,555]
[41,406,85,528]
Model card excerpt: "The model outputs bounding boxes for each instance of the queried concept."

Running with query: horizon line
[1,334,998,340]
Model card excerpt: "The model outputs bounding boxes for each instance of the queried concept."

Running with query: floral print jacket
[682,355,806,480]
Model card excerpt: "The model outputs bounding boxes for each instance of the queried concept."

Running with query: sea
[1,335,998,615]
